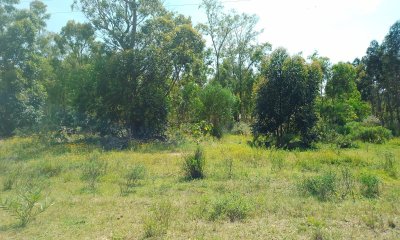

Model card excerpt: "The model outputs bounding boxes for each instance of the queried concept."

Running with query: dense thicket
[0,0,399,148]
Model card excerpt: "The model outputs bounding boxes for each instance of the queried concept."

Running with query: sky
[19,0,400,63]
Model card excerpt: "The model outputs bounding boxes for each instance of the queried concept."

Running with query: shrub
[209,193,252,222]
[200,84,236,139]
[119,164,146,196]
[0,185,52,227]
[360,174,380,198]
[81,153,108,191]
[335,135,358,149]
[143,200,172,238]
[300,172,337,201]
[183,147,205,180]
[231,122,251,135]
[357,126,392,144]
[345,122,392,144]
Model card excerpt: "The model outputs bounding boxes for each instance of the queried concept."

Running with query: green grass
[0,135,399,239]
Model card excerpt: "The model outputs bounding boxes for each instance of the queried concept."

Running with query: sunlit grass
[0,135,399,239]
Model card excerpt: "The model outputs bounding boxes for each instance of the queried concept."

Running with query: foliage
[344,122,392,144]
[200,84,236,138]
[183,147,205,180]
[209,193,252,222]
[253,48,322,148]
[0,184,52,227]
[383,152,398,178]
[359,173,380,198]
[81,153,108,191]
[119,164,146,196]
[300,172,337,201]
[231,122,251,135]
[143,200,173,238]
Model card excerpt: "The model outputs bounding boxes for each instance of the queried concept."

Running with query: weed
[339,168,355,200]
[360,173,380,198]
[383,152,397,178]
[0,184,52,227]
[270,154,284,172]
[81,153,108,191]
[300,172,337,201]
[224,157,234,179]
[2,174,16,191]
[143,200,173,238]
[183,147,205,180]
[209,193,252,222]
[34,161,62,178]
[119,164,146,196]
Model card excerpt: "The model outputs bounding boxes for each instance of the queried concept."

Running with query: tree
[200,84,236,138]
[0,0,50,137]
[321,62,370,126]
[253,48,322,148]
[199,0,237,83]
[73,0,206,139]
[381,20,400,132]
[222,12,271,120]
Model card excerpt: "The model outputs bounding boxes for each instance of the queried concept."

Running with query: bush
[183,147,205,180]
[81,153,108,191]
[335,135,358,149]
[345,122,392,144]
[357,126,392,144]
[300,172,337,201]
[231,122,251,135]
[143,200,172,238]
[119,164,146,196]
[0,185,52,227]
[200,84,236,139]
[360,174,380,198]
[209,193,252,222]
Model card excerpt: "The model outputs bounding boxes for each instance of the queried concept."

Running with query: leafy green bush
[300,172,337,201]
[119,164,146,196]
[81,153,108,191]
[345,122,392,144]
[143,200,172,238]
[200,84,236,138]
[0,185,52,227]
[360,174,380,198]
[209,193,252,222]
[183,147,205,180]
[335,135,358,149]
[357,126,392,144]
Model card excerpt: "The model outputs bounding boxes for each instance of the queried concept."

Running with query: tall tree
[0,0,51,137]
[199,0,237,83]
[253,48,322,148]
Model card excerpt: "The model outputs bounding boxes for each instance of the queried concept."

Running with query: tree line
[0,0,399,148]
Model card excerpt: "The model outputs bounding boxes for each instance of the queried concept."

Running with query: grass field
[0,135,399,239]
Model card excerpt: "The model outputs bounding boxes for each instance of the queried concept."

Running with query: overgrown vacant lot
[0,135,399,239]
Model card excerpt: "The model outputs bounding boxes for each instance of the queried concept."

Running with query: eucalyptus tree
[199,0,237,83]
[253,48,322,148]
[0,0,51,137]
[73,0,206,139]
